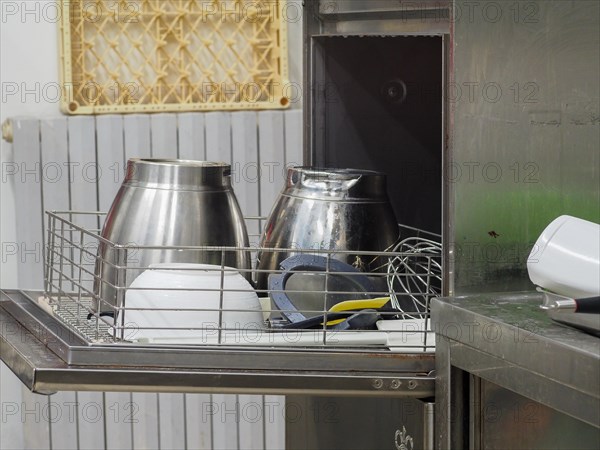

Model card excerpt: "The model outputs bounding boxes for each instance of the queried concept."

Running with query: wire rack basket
[44,211,441,355]
[59,0,290,114]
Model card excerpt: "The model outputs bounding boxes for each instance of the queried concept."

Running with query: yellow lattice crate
[59,0,291,114]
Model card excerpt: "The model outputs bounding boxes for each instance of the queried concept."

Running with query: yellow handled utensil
[325,298,391,325]
[329,298,391,313]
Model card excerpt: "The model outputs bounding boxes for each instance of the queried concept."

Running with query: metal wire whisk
[387,237,442,319]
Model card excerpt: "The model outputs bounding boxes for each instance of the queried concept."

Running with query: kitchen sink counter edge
[432,291,600,428]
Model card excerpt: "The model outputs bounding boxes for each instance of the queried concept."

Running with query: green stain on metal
[456,189,600,243]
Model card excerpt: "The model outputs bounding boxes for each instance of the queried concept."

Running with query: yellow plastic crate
[59,0,290,114]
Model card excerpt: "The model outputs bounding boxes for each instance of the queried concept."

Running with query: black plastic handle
[280,312,352,329]
[332,309,381,331]
[574,297,600,314]
[87,312,115,320]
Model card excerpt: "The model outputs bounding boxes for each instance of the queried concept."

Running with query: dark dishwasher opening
[312,36,444,234]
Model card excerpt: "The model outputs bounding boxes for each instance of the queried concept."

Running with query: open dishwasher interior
[308,35,444,235]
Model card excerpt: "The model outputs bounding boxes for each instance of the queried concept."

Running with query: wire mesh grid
[59,0,290,114]
[44,211,441,352]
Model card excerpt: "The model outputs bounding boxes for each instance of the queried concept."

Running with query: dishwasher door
[286,396,434,450]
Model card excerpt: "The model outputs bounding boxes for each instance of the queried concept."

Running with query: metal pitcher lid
[284,167,389,201]
[124,159,232,190]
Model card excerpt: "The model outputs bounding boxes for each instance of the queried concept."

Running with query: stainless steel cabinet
[286,396,434,450]
[433,293,600,450]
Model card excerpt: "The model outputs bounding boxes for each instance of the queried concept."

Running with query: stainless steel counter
[432,291,600,449]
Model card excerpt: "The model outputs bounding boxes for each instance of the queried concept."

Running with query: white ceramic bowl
[123,263,263,340]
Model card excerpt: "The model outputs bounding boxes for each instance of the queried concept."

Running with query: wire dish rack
[41,211,441,371]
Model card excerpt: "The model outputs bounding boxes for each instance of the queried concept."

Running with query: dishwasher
[3,1,598,449]
[1,2,449,449]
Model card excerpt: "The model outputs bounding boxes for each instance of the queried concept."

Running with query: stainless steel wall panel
[451,0,600,291]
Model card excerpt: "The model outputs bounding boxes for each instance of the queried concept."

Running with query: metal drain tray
[1,290,435,396]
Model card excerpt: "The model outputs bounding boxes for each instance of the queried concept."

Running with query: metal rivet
[372,379,384,389]
[391,379,402,389]
[408,380,417,390]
